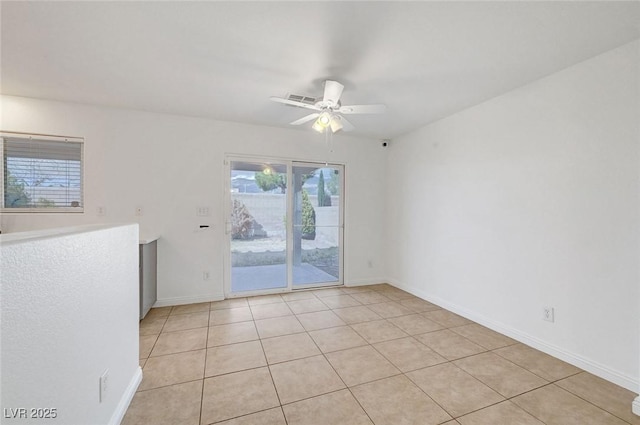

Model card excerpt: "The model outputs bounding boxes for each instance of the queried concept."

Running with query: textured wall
[1,224,141,425]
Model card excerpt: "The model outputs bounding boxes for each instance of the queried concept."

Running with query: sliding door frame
[291,160,344,290]
[223,154,345,299]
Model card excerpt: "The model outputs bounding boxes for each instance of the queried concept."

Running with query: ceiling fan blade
[270,96,321,111]
[339,104,386,114]
[290,113,320,126]
[338,116,355,132]
[323,80,344,106]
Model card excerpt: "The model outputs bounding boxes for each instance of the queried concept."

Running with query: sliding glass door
[226,157,343,296]
[229,160,288,293]
[292,163,342,288]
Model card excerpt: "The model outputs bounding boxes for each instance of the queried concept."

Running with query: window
[1,133,84,212]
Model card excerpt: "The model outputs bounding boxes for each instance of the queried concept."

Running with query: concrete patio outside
[231,263,338,292]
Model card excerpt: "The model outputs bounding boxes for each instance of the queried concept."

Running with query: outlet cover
[99,369,109,402]
[543,307,555,322]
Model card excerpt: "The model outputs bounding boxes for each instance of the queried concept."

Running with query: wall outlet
[99,369,109,402]
[135,206,144,216]
[203,271,210,281]
[97,206,106,216]
[543,307,555,322]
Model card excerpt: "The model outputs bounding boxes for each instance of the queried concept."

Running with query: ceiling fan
[270,80,386,133]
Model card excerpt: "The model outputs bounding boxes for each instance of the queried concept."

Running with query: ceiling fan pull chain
[325,127,334,165]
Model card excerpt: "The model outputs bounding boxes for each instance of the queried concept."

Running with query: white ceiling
[2,1,639,140]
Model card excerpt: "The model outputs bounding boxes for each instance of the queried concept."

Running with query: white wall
[0,97,388,304]
[387,40,640,391]
[1,224,140,425]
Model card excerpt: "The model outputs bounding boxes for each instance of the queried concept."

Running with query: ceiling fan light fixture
[312,112,332,133]
[311,119,324,133]
[329,115,343,133]
[319,112,331,126]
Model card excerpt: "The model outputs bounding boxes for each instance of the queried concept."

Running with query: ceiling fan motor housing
[315,100,340,111]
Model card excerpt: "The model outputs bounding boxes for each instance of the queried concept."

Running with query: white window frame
[1,131,85,213]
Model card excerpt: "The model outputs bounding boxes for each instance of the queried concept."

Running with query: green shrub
[301,190,316,240]
[4,170,30,207]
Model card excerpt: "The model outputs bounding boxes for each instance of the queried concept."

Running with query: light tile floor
[125,284,640,425]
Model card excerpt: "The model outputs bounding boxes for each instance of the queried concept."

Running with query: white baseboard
[154,293,224,307]
[109,366,142,425]
[388,278,639,393]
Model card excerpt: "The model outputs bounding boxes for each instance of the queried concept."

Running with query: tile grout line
[305,323,379,425]
[133,377,205,393]
[529,381,637,425]
[489,344,573,384]
[199,306,213,425]
[392,351,465,421]
[364,335,457,420]
[249,304,291,424]
[203,301,282,425]
[481,343,634,422]
[414,338,519,420]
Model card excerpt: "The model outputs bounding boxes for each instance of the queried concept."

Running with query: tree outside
[327,170,339,196]
[4,164,66,209]
[255,171,286,193]
[254,169,316,193]
[317,170,331,207]
[4,170,31,207]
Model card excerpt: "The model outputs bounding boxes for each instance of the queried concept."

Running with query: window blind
[2,134,84,211]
